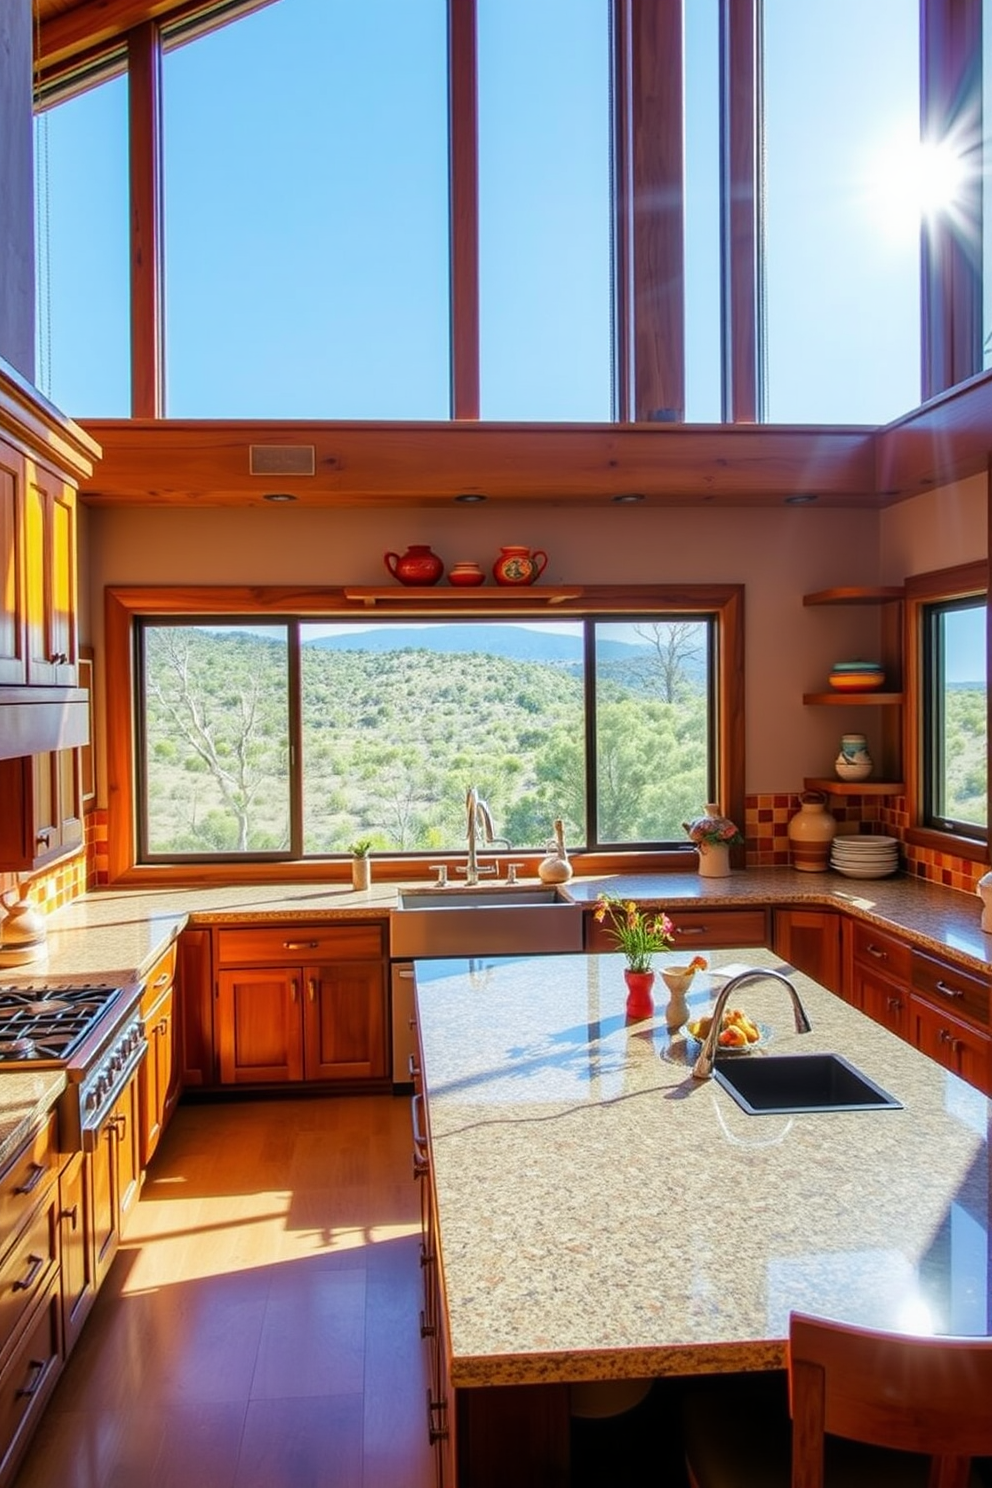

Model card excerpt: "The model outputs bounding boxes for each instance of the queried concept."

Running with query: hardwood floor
[13,1094,435,1488]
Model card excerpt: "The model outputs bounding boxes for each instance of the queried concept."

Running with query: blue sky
[34,0,955,427]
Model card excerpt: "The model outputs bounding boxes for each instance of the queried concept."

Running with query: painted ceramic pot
[448,561,486,587]
[383,545,444,586]
[492,547,548,586]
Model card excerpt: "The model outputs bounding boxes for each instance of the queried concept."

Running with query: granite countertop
[414,948,991,1388]
[7,867,990,989]
[0,1071,66,1171]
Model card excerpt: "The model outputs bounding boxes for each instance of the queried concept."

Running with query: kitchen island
[414,948,991,1485]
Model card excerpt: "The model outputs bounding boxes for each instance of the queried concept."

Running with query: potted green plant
[348,839,373,891]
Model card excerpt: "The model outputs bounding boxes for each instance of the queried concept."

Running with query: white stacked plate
[830,835,900,879]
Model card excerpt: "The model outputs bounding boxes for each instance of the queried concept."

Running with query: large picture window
[921,596,987,841]
[136,612,717,861]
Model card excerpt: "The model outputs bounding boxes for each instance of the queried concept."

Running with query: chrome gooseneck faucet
[692,968,811,1080]
[462,785,497,886]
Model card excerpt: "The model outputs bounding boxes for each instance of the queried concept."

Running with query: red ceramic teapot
[384,545,444,586]
[492,546,548,586]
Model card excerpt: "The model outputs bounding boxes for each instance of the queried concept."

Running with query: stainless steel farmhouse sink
[390,885,584,958]
[713,1052,902,1116]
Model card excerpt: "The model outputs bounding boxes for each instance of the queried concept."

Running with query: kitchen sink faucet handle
[505,862,524,884]
[428,864,449,888]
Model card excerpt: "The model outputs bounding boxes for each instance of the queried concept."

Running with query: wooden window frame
[904,558,989,863]
[105,582,744,884]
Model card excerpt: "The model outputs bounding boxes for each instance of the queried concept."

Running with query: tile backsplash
[745,792,985,897]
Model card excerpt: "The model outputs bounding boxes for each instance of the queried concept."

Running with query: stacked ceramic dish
[830,834,900,879]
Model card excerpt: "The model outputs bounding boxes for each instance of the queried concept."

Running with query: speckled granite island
[414,947,991,1485]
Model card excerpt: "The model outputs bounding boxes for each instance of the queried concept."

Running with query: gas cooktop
[0,983,124,1064]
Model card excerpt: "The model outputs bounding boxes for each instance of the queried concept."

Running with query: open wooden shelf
[343,586,583,608]
[803,692,903,706]
[804,777,905,796]
[803,587,905,606]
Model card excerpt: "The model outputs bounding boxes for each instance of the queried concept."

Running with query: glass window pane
[928,602,987,832]
[162,0,450,418]
[762,0,921,423]
[684,0,722,422]
[140,624,291,855]
[34,76,131,416]
[593,619,711,845]
[300,621,586,853]
[477,0,612,420]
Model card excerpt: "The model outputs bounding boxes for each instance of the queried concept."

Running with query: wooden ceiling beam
[75,419,880,508]
[36,0,274,75]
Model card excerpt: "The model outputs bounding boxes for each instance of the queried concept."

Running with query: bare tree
[146,629,272,851]
[632,621,705,703]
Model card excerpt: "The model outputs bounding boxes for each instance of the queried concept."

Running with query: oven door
[75,1016,148,1153]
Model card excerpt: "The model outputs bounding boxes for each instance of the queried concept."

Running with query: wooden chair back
[790,1312,992,1488]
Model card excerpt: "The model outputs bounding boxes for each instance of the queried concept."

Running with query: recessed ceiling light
[454,492,487,503]
[612,492,645,504]
[784,493,818,505]
[263,492,297,503]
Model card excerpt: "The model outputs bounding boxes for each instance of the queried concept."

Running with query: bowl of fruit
[685,1006,768,1053]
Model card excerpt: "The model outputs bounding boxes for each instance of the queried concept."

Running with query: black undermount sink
[713,1052,902,1115]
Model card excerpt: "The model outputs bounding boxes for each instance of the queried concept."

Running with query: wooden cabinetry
[846,920,991,1095]
[214,923,388,1088]
[90,1072,141,1291]
[801,587,905,792]
[0,1110,62,1487]
[411,1047,456,1487]
[177,927,214,1090]
[138,943,178,1174]
[584,906,767,954]
[57,1150,95,1359]
[772,908,841,994]
[0,363,99,760]
[0,748,83,871]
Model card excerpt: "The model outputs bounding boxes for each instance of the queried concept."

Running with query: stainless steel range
[0,982,146,1151]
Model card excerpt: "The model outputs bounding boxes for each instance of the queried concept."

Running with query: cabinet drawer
[912,995,992,1094]
[0,1115,58,1252]
[140,941,177,1017]
[216,922,384,966]
[851,923,912,982]
[912,952,988,1028]
[669,909,768,947]
[0,1192,58,1364]
[0,1276,61,1485]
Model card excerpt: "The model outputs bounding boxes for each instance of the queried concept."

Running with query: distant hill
[303,624,640,664]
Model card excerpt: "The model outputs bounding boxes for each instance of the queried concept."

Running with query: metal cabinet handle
[419,1307,436,1340]
[284,941,319,951]
[307,979,317,1003]
[290,979,299,1002]
[13,1254,45,1293]
[676,926,705,936]
[15,1359,46,1399]
[36,828,52,846]
[153,972,170,989]
[14,1162,46,1196]
[886,997,902,1013]
[60,1203,79,1231]
[934,979,964,1000]
[865,944,888,960]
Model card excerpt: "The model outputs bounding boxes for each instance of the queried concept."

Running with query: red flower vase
[624,969,655,1019]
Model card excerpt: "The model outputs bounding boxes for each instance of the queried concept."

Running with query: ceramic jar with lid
[492,547,548,586]
[383,545,444,586]
[834,733,873,782]
[448,561,485,587]
[787,792,836,872]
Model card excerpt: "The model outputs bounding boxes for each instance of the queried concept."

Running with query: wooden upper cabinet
[0,448,26,686]
[24,465,77,687]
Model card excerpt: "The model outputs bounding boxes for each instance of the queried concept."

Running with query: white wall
[85,500,886,797]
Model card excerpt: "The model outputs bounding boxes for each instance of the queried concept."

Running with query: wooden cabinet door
[139,988,174,1171]
[90,1122,119,1290]
[24,467,76,687]
[303,961,387,1081]
[0,447,25,686]
[912,996,992,1095]
[178,927,214,1089]
[0,750,83,871]
[217,968,304,1084]
[773,909,841,993]
[857,971,910,1043]
[58,1151,96,1358]
[115,1077,141,1233]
